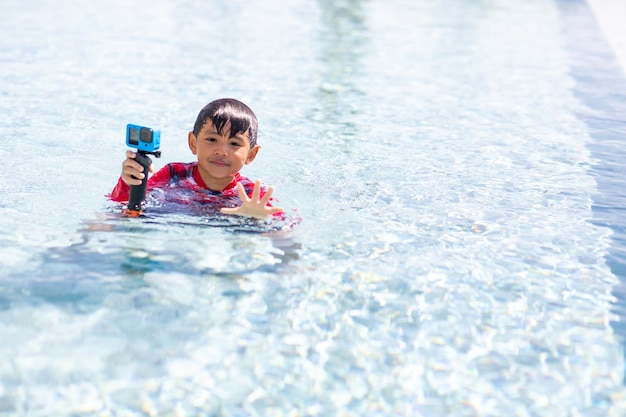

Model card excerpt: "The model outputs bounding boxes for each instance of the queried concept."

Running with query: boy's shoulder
[234,172,253,185]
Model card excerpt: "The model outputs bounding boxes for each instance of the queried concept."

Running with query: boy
[109,98,284,219]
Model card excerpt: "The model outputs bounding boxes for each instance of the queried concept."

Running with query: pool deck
[586,0,626,74]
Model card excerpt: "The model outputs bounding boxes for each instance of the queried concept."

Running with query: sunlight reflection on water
[1,0,626,416]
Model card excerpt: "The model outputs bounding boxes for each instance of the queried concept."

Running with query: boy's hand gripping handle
[127,152,152,212]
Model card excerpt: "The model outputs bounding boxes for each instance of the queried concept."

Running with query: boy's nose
[214,143,228,155]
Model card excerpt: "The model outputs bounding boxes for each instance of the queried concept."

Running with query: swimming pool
[1,0,626,415]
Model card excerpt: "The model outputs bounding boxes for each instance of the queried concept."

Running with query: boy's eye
[230,141,242,147]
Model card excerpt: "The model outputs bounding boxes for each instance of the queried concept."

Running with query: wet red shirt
[108,162,263,204]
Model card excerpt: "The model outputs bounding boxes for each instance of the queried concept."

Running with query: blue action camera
[126,124,160,152]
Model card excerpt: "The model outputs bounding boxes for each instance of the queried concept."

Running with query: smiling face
[188,119,259,191]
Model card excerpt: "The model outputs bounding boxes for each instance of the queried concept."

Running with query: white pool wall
[586,0,626,73]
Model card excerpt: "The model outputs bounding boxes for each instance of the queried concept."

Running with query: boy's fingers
[123,177,141,186]
[127,160,146,173]
[124,151,152,173]
[124,168,143,180]
[124,170,143,183]
[237,182,249,201]
[123,158,141,170]
[121,151,151,186]
[260,186,274,204]
[251,179,261,201]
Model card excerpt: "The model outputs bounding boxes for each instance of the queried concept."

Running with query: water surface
[1,0,626,415]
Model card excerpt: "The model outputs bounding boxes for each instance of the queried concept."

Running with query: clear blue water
[1,0,626,416]
[560,0,626,346]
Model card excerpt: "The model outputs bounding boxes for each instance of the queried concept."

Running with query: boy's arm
[108,176,130,202]
[108,151,149,202]
[108,151,171,203]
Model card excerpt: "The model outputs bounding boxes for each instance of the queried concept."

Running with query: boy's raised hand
[221,180,284,219]
[121,150,154,186]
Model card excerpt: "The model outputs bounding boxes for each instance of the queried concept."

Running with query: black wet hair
[192,98,258,148]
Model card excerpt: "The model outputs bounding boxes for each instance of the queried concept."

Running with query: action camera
[126,124,160,153]
[124,123,162,215]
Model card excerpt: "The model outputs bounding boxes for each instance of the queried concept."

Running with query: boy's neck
[193,164,238,191]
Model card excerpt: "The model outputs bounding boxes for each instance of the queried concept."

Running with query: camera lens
[140,127,153,143]
[128,128,139,146]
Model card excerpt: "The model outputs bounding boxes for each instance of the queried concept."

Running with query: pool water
[1,0,626,416]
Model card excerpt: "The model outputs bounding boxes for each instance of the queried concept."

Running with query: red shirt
[109,162,264,205]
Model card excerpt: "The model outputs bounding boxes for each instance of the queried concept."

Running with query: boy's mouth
[210,159,229,167]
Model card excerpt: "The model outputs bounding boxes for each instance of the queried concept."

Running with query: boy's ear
[245,145,260,164]
[188,132,198,155]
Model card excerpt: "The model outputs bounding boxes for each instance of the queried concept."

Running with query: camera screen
[128,128,139,146]
[140,127,153,143]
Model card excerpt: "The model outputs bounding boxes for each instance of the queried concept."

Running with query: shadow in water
[0,210,302,314]
[557,0,626,379]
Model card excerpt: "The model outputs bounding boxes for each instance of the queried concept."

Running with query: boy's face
[188,119,259,190]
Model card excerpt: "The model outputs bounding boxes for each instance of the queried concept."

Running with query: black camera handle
[126,150,162,214]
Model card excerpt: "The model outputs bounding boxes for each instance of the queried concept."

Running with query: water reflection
[558,0,626,375]
[2,0,626,414]
[0,210,302,319]
[313,0,367,139]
